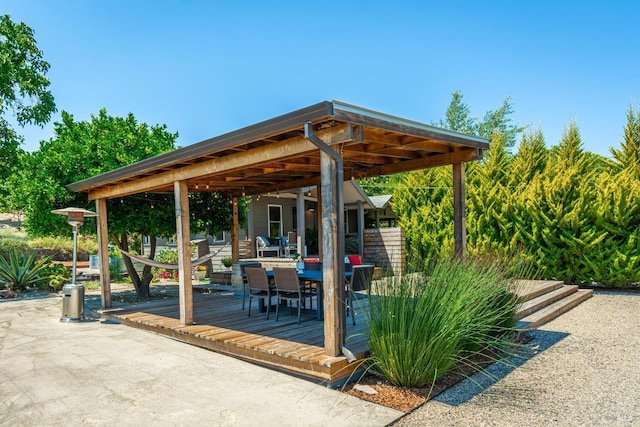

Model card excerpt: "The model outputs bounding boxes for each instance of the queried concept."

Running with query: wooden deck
[98,280,592,387]
[100,291,370,387]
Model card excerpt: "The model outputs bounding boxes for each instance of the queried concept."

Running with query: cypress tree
[610,105,640,180]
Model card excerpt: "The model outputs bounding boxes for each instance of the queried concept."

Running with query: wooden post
[321,152,345,357]
[453,162,466,256]
[95,198,111,308]
[174,180,193,325]
[316,185,323,260]
[231,196,239,261]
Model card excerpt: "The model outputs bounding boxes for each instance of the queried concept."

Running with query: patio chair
[256,236,281,257]
[245,267,274,319]
[239,262,261,310]
[346,264,374,325]
[273,267,315,324]
[284,231,297,257]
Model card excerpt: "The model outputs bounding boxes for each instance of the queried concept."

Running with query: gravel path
[393,292,640,426]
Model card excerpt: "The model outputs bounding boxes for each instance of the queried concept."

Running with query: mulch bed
[345,334,532,412]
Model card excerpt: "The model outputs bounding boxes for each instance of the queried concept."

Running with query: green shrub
[40,263,70,291]
[27,236,98,261]
[153,248,179,281]
[0,237,30,259]
[28,237,74,261]
[0,250,52,291]
[364,256,523,388]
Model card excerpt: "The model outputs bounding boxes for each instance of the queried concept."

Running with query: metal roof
[67,100,489,200]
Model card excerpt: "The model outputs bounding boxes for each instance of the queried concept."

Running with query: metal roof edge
[67,101,335,193]
[348,180,375,209]
[330,100,490,148]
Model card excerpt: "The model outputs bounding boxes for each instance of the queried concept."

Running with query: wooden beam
[453,162,466,256]
[232,176,321,198]
[88,123,352,200]
[174,180,193,325]
[353,148,481,180]
[95,198,111,308]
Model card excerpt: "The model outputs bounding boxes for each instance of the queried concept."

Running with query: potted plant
[108,246,123,272]
[220,257,233,269]
[292,253,304,271]
[194,264,208,281]
[88,248,99,269]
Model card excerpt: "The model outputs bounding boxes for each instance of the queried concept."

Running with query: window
[212,230,225,243]
[268,205,282,238]
[292,206,297,231]
[345,210,358,234]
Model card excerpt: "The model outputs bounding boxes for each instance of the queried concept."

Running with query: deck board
[102,281,563,386]
[104,291,369,386]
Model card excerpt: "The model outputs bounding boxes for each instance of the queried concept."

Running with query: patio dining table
[266,269,352,320]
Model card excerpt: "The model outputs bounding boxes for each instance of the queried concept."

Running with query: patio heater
[51,207,98,322]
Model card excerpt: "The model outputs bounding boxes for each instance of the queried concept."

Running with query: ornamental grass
[365,256,528,388]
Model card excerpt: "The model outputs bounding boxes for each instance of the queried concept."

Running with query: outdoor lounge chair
[245,267,274,319]
[273,267,315,324]
[256,236,281,257]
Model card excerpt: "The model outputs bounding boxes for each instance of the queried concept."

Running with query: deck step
[516,285,578,319]
[517,289,593,331]
[515,280,565,302]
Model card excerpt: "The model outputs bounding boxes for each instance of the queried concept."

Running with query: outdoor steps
[516,280,593,331]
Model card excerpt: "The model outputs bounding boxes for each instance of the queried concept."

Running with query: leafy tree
[395,92,525,261]
[357,174,405,196]
[435,91,477,134]
[477,96,525,148]
[610,105,640,179]
[18,109,243,299]
[0,15,56,206]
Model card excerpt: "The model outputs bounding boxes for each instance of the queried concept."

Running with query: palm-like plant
[0,251,52,292]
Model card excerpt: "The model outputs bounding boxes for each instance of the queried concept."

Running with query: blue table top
[266,269,351,281]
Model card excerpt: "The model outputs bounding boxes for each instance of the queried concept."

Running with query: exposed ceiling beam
[87,123,352,200]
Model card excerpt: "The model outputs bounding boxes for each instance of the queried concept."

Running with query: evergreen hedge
[393,124,640,288]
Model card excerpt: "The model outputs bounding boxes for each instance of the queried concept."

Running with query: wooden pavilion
[67,101,489,381]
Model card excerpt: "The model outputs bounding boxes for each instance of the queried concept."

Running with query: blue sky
[4,0,639,157]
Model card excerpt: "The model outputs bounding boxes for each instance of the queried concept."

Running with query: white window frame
[268,204,282,238]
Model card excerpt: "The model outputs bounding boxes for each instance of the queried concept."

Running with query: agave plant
[0,250,52,292]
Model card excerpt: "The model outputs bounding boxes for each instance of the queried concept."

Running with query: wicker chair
[273,267,315,324]
[239,262,261,310]
[245,267,274,319]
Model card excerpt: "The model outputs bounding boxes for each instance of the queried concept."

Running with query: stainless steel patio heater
[51,207,98,322]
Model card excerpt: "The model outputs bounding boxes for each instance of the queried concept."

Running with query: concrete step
[516,284,579,319]
[517,289,593,331]
[515,280,565,302]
